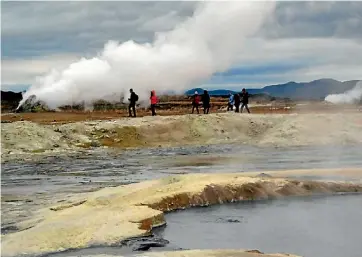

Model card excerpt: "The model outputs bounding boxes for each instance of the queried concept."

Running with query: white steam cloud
[18,1,276,109]
[325,80,362,104]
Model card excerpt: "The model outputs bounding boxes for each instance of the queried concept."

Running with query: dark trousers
[192,104,199,114]
[227,103,233,111]
[234,103,240,113]
[241,103,250,113]
[151,104,156,116]
[203,104,210,114]
[128,103,136,117]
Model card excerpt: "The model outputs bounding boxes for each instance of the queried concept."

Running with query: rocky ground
[2,112,362,161]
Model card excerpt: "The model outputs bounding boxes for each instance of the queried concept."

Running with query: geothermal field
[2,107,362,257]
[2,1,362,257]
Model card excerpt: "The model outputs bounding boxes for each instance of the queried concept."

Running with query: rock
[121,235,169,251]
[256,173,273,178]
[90,141,101,147]
[246,250,264,254]
[226,218,241,223]
[1,225,19,234]
[216,217,242,223]
[17,95,52,113]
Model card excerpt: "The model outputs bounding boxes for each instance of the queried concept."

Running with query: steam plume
[325,81,362,104]
[18,1,276,109]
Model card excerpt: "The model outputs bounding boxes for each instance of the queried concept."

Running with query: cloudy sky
[2,1,362,92]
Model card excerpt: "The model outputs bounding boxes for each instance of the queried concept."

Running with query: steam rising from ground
[325,80,362,104]
[18,1,275,109]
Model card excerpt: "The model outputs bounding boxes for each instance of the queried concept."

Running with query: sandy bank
[139,250,301,257]
[2,172,361,257]
[68,250,301,257]
[2,112,362,160]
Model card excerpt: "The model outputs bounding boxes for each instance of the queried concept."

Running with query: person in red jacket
[191,91,200,114]
[150,90,158,116]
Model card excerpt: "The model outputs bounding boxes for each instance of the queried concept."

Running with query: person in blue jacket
[227,92,234,111]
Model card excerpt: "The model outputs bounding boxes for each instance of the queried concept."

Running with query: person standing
[128,88,138,117]
[241,88,250,113]
[234,92,241,113]
[202,90,210,114]
[150,90,158,116]
[191,91,200,114]
[227,92,234,111]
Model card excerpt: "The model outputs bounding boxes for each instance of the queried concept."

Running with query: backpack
[134,93,139,102]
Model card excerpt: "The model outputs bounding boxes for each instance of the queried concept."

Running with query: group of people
[227,88,250,113]
[127,87,250,118]
[191,88,250,114]
[191,90,211,114]
[127,88,158,117]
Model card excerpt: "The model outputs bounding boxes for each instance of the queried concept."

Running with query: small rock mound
[16,95,52,113]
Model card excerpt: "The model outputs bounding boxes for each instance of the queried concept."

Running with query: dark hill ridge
[1,91,23,111]
[186,79,360,100]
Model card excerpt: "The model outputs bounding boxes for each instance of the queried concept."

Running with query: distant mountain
[186,79,360,100]
[260,79,360,100]
[185,88,236,96]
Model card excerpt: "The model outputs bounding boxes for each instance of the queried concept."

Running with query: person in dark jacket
[240,88,250,113]
[128,88,138,117]
[234,92,241,113]
[202,90,210,114]
[191,91,200,114]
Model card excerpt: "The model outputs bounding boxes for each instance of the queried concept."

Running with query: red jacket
[150,90,158,104]
[193,95,200,104]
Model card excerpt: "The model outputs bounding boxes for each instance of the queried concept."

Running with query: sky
[2,1,362,92]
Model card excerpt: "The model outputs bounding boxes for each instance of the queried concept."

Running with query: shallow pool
[154,194,362,257]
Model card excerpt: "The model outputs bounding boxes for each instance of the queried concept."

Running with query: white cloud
[236,37,362,65]
[1,1,362,92]
[4,36,360,91]
[1,54,81,85]
[203,37,362,86]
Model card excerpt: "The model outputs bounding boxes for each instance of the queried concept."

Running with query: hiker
[234,92,241,113]
[202,90,210,114]
[128,88,138,117]
[150,90,158,116]
[240,88,250,113]
[191,91,200,114]
[227,92,234,111]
